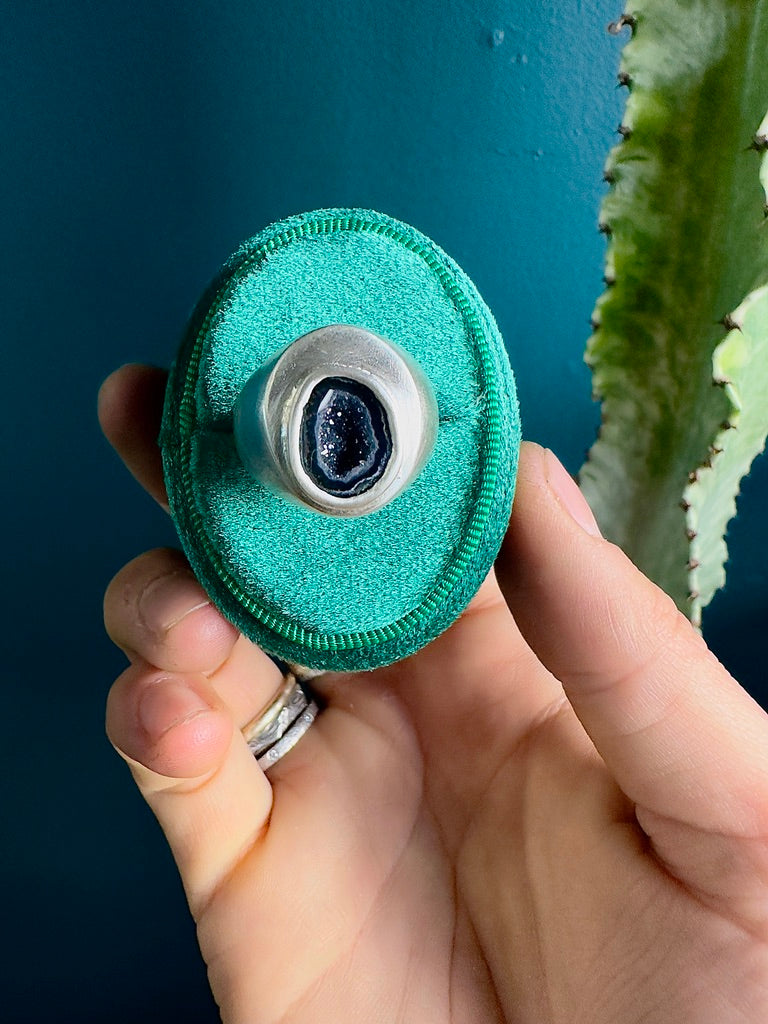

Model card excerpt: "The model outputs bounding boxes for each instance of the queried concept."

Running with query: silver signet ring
[233,325,438,517]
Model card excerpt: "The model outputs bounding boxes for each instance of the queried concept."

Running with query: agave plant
[580,0,768,625]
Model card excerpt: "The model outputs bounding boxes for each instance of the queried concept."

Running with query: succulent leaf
[686,283,768,624]
[580,0,768,613]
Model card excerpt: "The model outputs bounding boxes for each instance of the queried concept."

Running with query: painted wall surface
[3,2,765,1020]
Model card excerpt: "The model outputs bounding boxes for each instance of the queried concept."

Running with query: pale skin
[101,364,768,1023]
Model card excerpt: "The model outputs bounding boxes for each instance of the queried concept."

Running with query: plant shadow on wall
[579,4,768,704]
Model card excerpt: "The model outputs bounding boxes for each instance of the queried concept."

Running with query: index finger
[98,363,169,506]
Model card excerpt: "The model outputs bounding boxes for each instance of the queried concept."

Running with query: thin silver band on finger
[242,671,320,771]
[256,700,319,770]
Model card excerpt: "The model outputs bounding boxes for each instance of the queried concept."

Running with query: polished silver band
[234,324,438,517]
[242,671,320,771]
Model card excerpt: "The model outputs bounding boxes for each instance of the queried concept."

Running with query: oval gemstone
[300,377,392,497]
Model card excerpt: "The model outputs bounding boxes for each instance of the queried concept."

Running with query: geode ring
[234,324,438,517]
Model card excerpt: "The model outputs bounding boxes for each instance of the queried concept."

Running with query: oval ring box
[161,208,521,671]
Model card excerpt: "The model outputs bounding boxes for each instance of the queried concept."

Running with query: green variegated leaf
[686,284,768,624]
[580,0,768,612]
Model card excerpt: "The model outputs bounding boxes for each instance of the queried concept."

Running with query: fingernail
[138,569,211,637]
[544,449,602,537]
[138,677,213,741]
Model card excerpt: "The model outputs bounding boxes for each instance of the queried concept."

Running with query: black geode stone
[300,376,392,497]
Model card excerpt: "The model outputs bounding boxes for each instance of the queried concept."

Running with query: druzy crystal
[300,376,391,497]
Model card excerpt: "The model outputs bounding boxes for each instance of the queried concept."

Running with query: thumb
[495,442,768,837]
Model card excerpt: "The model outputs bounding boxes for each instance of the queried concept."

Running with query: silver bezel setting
[234,325,438,517]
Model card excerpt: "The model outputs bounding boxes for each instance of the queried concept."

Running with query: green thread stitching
[169,212,506,652]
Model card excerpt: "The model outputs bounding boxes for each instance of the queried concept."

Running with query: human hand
[100,364,768,1023]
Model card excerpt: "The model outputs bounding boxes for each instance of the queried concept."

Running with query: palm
[188,581,760,1023]
[101,365,768,1023]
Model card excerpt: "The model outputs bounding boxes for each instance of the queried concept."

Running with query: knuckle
[103,548,191,640]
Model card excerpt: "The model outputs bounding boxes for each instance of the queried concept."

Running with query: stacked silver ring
[242,672,320,771]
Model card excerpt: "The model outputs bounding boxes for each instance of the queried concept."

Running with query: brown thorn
[617,124,633,139]
[686,528,697,541]
[687,559,701,571]
[720,313,739,331]
[607,15,637,35]
[679,499,691,511]
[617,71,631,87]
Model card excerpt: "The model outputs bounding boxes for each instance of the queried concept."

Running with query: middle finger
[104,547,283,724]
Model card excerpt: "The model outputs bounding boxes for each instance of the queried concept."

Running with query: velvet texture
[162,209,520,670]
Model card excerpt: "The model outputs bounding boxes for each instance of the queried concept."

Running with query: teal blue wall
[3,3,765,1020]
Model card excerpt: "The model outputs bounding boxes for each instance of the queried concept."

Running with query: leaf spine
[607,15,637,35]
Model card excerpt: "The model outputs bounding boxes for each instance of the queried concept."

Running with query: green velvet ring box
[161,208,521,671]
